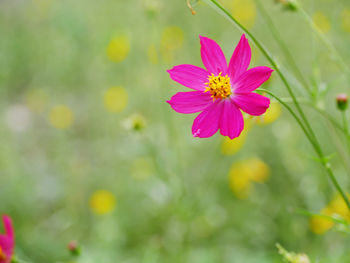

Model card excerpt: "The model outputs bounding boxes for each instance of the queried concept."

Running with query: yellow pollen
[0,246,6,261]
[205,73,232,100]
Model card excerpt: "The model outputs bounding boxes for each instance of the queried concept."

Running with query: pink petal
[192,100,223,138]
[228,34,252,82]
[167,64,209,91]
[2,216,13,239]
[233,92,270,116]
[233,66,273,93]
[167,91,213,114]
[0,215,14,261]
[219,99,244,139]
[199,36,227,75]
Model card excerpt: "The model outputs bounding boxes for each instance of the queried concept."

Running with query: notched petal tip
[226,131,242,140]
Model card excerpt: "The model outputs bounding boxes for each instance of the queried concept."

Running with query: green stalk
[203,0,317,149]
[342,111,349,137]
[255,0,311,95]
[259,89,350,210]
[202,0,350,210]
[297,4,350,78]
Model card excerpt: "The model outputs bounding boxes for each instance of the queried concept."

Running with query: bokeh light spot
[312,12,331,34]
[103,86,128,113]
[49,105,74,129]
[107,35,131,63]
[89,190,116,215]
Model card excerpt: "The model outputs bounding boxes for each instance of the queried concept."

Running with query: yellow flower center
[0,246,7,261]
[205,73,232,100]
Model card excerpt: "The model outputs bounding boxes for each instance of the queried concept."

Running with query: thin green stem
[297,4,350,78]
[342,111,349,137]
[341,111,350,153]
[259,89,350,210]
[203,0,350,211]
[281,98,346,136]
[255,0,310,95]
[204,0,318,150]
[258,90,318,152]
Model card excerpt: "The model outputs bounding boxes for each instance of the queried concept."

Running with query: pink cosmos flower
[167,34,273,139]
[0,215,14,263]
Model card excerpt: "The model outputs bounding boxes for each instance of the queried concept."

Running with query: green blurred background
[1,0,350,262]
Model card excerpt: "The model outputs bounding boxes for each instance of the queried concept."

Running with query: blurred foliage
[0,0,350,262]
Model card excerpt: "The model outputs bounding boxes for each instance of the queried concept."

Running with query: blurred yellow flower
[341,9,350,32]
[310,194,350,234]
[31,0,53,21]
[226,0,257,29]
[221,118,252,155]
[229,158,270,199]
[229,172,251,199]
[26,88,48,113]
[107,35,130,63]
[312,12,331,34]
[247,158,270,182]
[328,194,350,220]
[161,26,184,63]
[161,26,184,50]
[221,131,247,155]
[131,158,154,180]
[89,190,116,215]
[49,105,73,129]
[147,44,159,65]
[256,102,282,125]
[309,207,334,234]
[103,86,128,113]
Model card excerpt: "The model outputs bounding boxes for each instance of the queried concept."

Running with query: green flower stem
[201,0,350,210]
[297,4,350,78]
[259,89,350,211]
[342,111,349,137]
[281,98,346,136]
[258,90,319,154]
[203,0,318,149]
[255,0,311,95]
[341,111,350,154]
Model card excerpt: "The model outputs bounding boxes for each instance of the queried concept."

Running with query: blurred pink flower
[0,216,14,263]
[167,35,273,139]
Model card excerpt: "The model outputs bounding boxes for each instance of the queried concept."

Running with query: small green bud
[123,114,146,131]
[336,93,348,111]
[275,0,299,12]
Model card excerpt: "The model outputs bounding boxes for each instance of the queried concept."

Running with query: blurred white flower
[4,104,32,133]
[148,180,171,205]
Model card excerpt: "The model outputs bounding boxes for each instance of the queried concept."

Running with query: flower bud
[67,240,81,256]
[123,114,146,131]
[275,0,299,11]
[336,93,348,111]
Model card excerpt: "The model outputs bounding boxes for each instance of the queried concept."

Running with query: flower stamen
[0,246,7,261]
[205,73,232,100]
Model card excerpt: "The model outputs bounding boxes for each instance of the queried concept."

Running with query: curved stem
[255,0,311,95]
[259,89,350,210]
[204,0,318,150]
[203,0,350,211]
[258,90,318,152]
[297,4,350,79]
